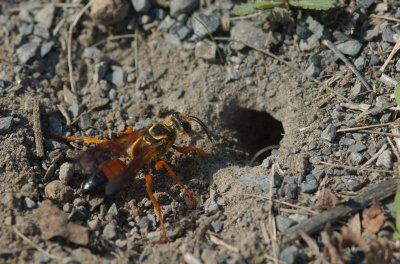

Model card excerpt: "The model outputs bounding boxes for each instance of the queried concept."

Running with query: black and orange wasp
[46,112,212,243]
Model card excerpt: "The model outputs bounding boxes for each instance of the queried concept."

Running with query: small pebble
[88,218,101,231]
[382,26,396,43]
[34,4,55,28]
[230,21,268,49]
[338,137,356,146]
[280,246,299,264]
[275,215,296,232]
[210,220,223,233]
[115,239,127,248]
[131,0,151,13]
[0,116,13,133]
[321,124,336,143]
[376,149,393,169]
[33,25,50,39]
[170,0,199,17]
[106,65,126,88]
[40,41,54,57]
[192,12,220,38]
[357,0,374,8]
[102,221,117,240]
[305,63,321,77]
[138,216,150,231]
[59,162,74,182]
[344,176,362,191]
[336,39,362,56]
[282,183,298,199]
[16,43,39,63]
[301,175,318,193]
[107,203,119,219]
[195,40,216,61]
[44,180,73,203]
[24,197,37,209]
[351,82,365,96]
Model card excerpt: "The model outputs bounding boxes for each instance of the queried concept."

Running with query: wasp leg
[154,160,198,209]
[116,126,134,136]
[145,173,168,244]
[172,145,207,157]
[45,133,108,144]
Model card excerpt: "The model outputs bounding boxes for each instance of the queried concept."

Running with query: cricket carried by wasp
[47,112,212,243]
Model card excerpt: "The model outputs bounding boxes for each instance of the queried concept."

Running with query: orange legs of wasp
[173,145,207,157]
[45,126,135,144]
[146,159,201,243]
[53,135,109,144]
[155,160,198,209]
[145,173,168,243]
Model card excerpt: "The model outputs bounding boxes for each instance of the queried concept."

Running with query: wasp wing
[105,140,166,195]
[79,128,147,174]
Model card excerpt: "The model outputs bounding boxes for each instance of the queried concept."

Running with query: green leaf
[232,0,284,16]
[393,186,400,240]
[288,0,336,10]
[232,3,260,16]
[395,82,400,107]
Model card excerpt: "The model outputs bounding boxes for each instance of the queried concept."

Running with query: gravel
[195,40,217,61]
[102,221,117,240]
[275,215,297,232]
[16,43,39,63]
[280,246,300,264]
[58,162,74,182]
[131,0,151,13]
[2,0,400,262]
[34,4,55,28]
[230,21,268,49]
[44,180,74,203]
[335,39,363,56]
[321,124,337,143]
[192,11,220,38]
[170,0,199,17]
[376,149,393,169]
[0,116,13,133]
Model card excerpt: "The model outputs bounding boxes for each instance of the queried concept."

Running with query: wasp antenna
[189,115,213,142]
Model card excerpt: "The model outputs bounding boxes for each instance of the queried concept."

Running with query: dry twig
[67,0,93,93]
[208,233,239,253]
[360,144,387,169]
[14,229,61,260]
[57,104,71,126]
[356,102,397,121]
[322,39,372,91]
[33,98,44,158]
[90,34,136,48]
[337,122,399,133]
[319,161,395,174]
[280,179,398,245]
[371,14,400,23]
[380,34,400,72]
[268,164,279,264]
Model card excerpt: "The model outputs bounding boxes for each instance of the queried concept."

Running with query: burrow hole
[222,107,284,165]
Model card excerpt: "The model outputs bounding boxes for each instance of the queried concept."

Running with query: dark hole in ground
[222,107,284,164]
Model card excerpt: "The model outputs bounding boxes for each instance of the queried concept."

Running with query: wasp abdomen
[83,159,126,193]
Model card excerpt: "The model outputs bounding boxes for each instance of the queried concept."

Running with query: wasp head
[169,112,212,142]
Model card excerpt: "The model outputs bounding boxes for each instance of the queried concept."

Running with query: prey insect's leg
[154,160,198,209]
[145,173,168,243]
[173,145,207,157]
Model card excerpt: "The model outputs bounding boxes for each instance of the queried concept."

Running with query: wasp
[46,112,212,243]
